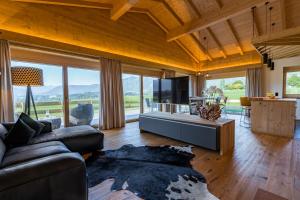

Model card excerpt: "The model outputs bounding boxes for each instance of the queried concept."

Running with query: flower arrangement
[198,86,224,121]
[203,86,224,98]
[197,102,221,121]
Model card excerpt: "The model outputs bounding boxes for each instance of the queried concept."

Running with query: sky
[12,61,100,86]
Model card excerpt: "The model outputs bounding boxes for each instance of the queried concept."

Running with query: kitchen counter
[250,98,296,138]
[250,97,296,102]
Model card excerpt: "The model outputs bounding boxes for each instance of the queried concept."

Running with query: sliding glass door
[206,76,246,114]
[68,67,100,127]
[11,61,64,126]
[12,59,159,126]
[122,74,141,120]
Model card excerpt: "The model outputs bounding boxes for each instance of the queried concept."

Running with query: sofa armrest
[0,153,87,200]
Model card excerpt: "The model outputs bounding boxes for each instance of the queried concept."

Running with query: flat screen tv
[170,76,189,104]
[152,76,189,105]
[153,79,160,103]
[160,79,172,103]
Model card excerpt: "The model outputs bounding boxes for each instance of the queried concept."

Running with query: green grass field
[286,87,300,94]
[223,89,245,99]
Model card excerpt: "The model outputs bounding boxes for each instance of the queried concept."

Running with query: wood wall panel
[11,45,165,77]
[0,0,196,71]
[199,51,262,72]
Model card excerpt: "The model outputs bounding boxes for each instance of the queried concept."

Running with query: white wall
[263,55,300,119]
[264,55,300,97]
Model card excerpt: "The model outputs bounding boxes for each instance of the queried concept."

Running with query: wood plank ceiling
[4,0,300,71]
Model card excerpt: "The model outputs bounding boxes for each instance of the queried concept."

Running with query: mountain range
[13,76,154,97]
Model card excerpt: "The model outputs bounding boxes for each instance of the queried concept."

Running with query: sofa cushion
[1,141,70,168]
[29,125,104,153]
[5,119,36,148]
[39,120,52,134]
[19,113,45,136]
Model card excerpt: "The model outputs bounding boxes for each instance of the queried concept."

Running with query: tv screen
[153,79,160,103]
[171,76,189,104]
[152,76,189,105]
[160,79,172,103]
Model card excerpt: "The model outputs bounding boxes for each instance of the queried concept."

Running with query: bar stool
[240,97,251,127]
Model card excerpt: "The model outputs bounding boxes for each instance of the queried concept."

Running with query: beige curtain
[100,57,125,130]
[246,67,263,97]
[196,74,206,96]
[0,40,14,122]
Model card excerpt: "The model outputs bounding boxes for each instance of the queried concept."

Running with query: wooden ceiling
[1,0,300,72]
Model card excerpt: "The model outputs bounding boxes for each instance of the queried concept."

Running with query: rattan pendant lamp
[11,67,44,119]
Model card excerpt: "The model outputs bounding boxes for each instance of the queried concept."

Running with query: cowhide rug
[86,144,218,200]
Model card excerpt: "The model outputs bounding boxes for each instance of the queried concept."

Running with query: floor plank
[90,115,299,200]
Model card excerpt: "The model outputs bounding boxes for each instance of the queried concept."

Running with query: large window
[12,61,64,123]
[283,67,300,98]
[206,76,246,114]
[143,76,159,113]
[68,67,100,126]
[122,74,141,120]
[12,55,160,126]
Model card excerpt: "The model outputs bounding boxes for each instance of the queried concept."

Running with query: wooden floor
[91,115,300,200]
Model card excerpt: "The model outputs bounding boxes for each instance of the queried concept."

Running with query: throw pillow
[4,118,36,148]
[0,124,8,140]
[19,113,45,136]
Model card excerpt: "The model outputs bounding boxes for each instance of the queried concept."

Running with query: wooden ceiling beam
[10,0,112,9]
[110,0,139,21]
[279,0,287,30]
[167,0,277,41]
[175,40,200,63]
[251,7,261,36]
[161,0,184,26]
[191,34,213,61]
[212,0,244,55]
[186,0,202,18]
[214,0,223,9]
[206,28,227,58]
[186,0,226,59]
[142,10,200,63]
[225,20,244,55]
[161,0,211,61]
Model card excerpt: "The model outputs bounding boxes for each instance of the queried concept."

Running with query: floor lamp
[11,67,44,120]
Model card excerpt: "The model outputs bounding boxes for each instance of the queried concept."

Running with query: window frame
[283,66,300,98]
[11,60,101,127]
[11,60,65,123]
[11,46,163,125]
